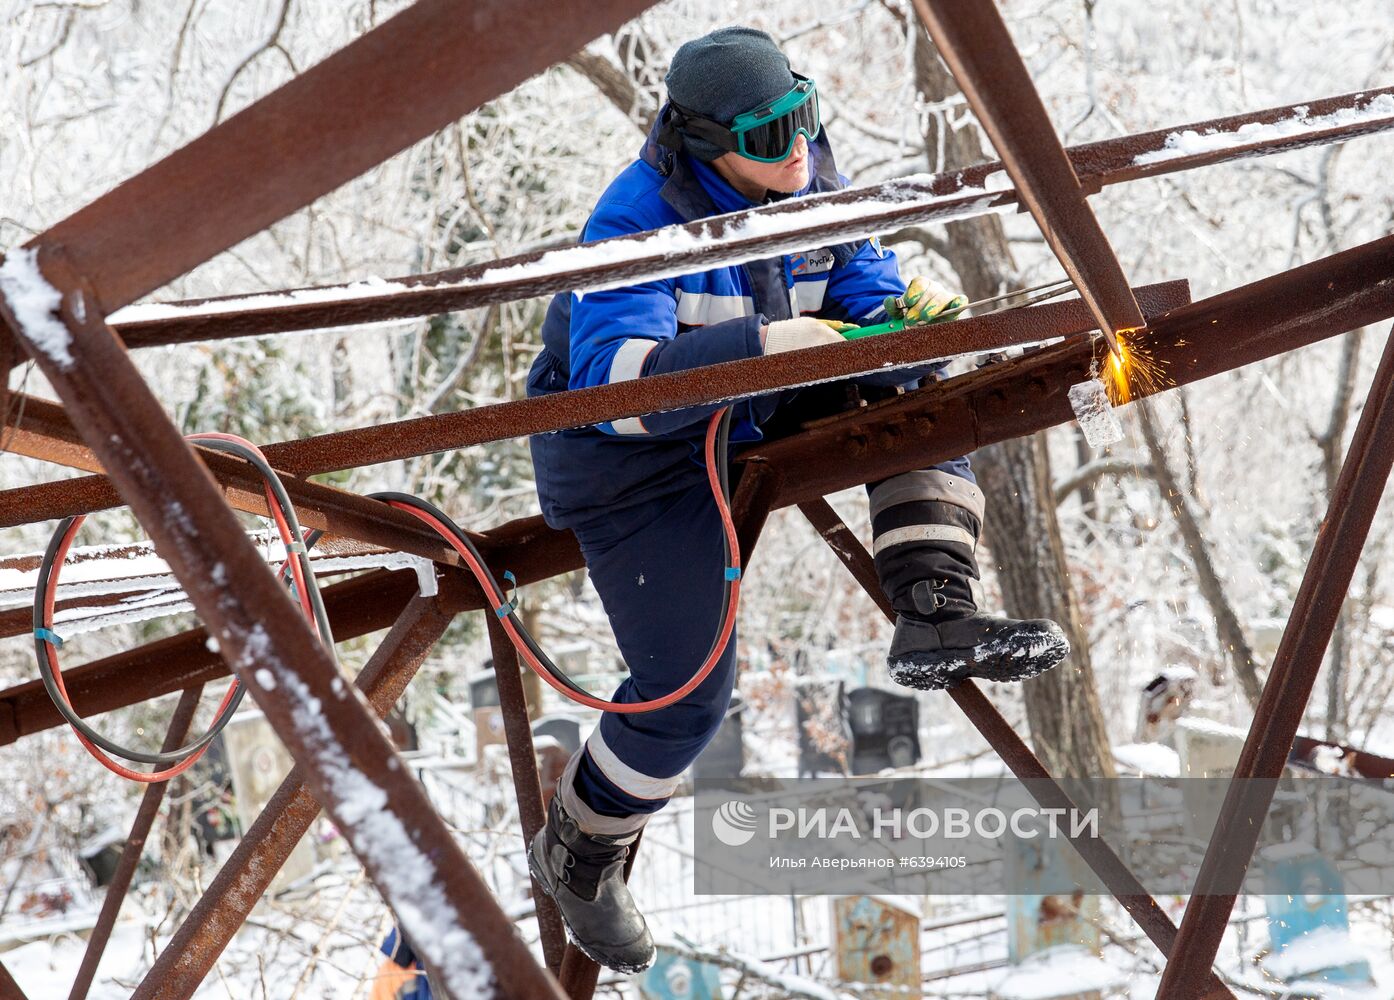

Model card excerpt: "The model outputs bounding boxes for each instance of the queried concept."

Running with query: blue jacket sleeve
[568,201,764,437]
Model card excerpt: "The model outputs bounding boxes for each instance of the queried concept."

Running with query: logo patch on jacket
[790,249,835,276]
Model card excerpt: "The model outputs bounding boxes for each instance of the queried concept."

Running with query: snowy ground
[6,680,1394,999]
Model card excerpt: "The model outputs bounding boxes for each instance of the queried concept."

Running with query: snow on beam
[100,86,1394,349]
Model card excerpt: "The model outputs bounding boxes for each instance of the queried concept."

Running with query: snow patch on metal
[0,248,75,369]
[1134,93,1394,165]
[275,666,495,998]
[108,180,1005,325]
[109,276,402,323]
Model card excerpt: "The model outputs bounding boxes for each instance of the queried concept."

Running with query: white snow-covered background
[3,0,1394,996]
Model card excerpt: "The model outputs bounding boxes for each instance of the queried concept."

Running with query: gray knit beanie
[664,27,797,162]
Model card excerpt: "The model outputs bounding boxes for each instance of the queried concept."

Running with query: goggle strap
[664,102,740,153]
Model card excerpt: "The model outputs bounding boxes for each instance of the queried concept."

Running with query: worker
[524,27,1068,972]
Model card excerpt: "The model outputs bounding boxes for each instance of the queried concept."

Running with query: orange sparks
[1103,329,1167,405]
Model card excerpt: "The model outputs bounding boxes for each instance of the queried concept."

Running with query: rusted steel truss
[915,0,1143,354]
[2,1,1392,998]
[1154,323,1394,997]
[0,281,1185,527]
[68,688,203,1000]
[85,85,1394,351]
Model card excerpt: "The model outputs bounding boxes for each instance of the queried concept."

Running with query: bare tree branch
[1053,456,1152,505]
[1136,401,1264,706]
[566,46,659,134]
[212,0,294,126]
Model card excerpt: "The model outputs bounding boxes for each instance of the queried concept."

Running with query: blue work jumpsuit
[526,112,973,832]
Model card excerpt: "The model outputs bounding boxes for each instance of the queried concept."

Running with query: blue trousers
[562,451,975,832]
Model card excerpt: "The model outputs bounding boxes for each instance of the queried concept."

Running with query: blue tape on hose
[494,570,519,618]
[725,566,741,581]
[285,541,307,554]
[35,627,64,648]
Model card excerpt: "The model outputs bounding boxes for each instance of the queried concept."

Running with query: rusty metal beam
[0,397,465,566]
[749,233,1394,506]
[98,87,1394,351]
[1155,323,1394,998]
[1289,734,1394,781]
[915,0,1142,354]
[38,0,657,315]
[1,32,660,982]
[796,498,1236,999]
[68,686,204,1000]
[486,616,566,973]
[0,962,27,1000]
[0,515,581,747]
[4,229,1388,755]
[130,595,454,1000]
[0,282,1187,530]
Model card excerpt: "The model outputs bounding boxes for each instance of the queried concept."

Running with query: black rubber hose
[33,443,333,765]
[366,406,737,705]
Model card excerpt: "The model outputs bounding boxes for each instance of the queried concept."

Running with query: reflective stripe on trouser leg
[564,481,740,823]
[868,466,983,523]
[869,462,983,615]
[558,748,651,837]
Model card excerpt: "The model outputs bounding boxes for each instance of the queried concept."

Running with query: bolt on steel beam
[94,86,1394,352]
[914,0,1143,355]
[796,498,1236,999]
[130,595,454,1000]
[2,248,561,999]
[747,232,1394,507]
[0,283,1185,529]
[486,616,567,973]
[68,686,204,1000]
[1154,322,1394,997]
[39,0,658,315]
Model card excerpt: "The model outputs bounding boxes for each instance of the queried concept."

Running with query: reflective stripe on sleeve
[674,291,755,326]
[607,338,656,435]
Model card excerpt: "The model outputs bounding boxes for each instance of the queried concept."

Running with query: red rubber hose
[386,408,741,714]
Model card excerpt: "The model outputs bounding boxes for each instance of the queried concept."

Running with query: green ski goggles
[665,76,822,163]
[728,76,821,162]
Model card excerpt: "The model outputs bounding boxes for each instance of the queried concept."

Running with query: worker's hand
[883,276,967,326]
[760,317,850,354]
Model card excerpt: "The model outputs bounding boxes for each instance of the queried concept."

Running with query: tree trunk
[914,33,1115,779]
[1136,403,1263,707]
[1319,328,1364,741]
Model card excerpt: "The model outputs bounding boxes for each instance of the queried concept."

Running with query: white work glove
[761,317,855,354]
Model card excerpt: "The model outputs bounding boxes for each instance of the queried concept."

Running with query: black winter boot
[528,795,655,974]
[870,470,1069,691]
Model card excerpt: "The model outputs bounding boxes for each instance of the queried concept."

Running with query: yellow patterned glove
[813,318,859,335]
[883,277,967,326]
